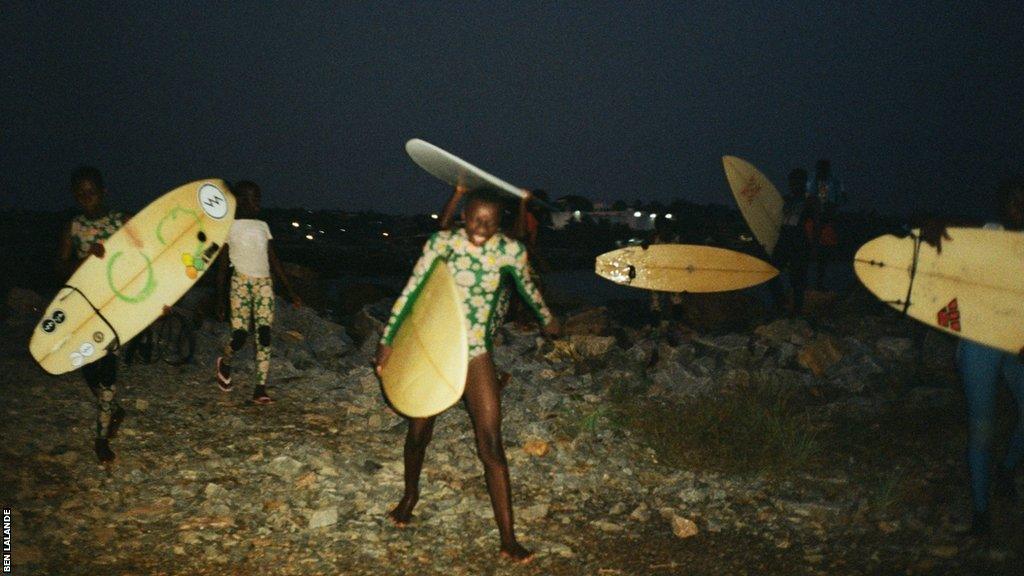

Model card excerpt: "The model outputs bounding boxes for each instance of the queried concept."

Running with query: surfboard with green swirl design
[30,179,234,374]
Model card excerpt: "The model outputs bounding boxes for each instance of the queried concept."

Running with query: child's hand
[375,344,393,376]
[454,184,469,197]
[88,243,106,258]
[920,219,951,253]
[543,317,561,338]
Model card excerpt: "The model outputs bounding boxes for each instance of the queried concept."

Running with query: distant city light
[319,229,325,234]
[649,213,657,219]
[291,221,299,228]
[573,210,582,219]
[339,228,346,232]
[430,213,439,220]
[665,214,673,219]
[382,232,390,237]
[633,211,642,217]
[305,234,314,240]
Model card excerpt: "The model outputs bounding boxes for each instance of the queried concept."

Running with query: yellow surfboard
[381,260,468,418]
[596,244,778,293]
[854,227,1024,354]
[722,156,784,256]
[30,179,235,374]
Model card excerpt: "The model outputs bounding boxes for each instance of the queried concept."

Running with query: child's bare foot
[499,542,534,564]
[387,495,417,527]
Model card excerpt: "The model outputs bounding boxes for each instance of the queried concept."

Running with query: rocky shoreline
[2,286,1021,575]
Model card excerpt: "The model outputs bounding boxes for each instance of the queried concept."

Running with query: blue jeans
[958,340,1024,513]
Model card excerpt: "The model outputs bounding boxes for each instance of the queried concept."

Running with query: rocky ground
[2,286,1022,575]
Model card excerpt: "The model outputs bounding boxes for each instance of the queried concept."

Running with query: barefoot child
[56,166,127,462]
[214,181,300,404]
[376,189,559,563]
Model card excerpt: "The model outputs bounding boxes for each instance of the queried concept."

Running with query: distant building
[550,209,661,231]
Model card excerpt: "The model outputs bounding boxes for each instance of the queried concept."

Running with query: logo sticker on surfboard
[937,298,961,332]
[197,184,228,220]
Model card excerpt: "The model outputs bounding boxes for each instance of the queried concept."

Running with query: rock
[523,439,551,457]
[592,519,624,532]
[267,456,306,479]
[928,544,958,559]
[875,336,914,360]
[349,302,389,344]
[798,336,843,376]
[519,503,550,522]
[5,287,45,317]
[308,507,338,529]
[670,514,699,539]
[204,482,230,500]
[754,318,814,345]
[629,504,651,522]
[563,307,610,336]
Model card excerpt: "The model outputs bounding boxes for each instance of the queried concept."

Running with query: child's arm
[376,232,446,373]
[513,190,532,241]
[268,240,301,308]
[439,185,468,230]
[215,244,230,321]
[56,222,76,280]
[506,242,560,336]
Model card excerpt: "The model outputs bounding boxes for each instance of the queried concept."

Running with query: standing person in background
[805,159,846,290]
[769,168,812,316]
[56,166,127,463]
[921,178,1024,536]
[215,181,301,404]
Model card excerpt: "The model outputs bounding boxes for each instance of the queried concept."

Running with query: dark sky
[3,2,1022,216]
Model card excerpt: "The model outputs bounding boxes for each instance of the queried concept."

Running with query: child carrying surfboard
[376,189,560,563]
[214,181,301,404]
[918,179,1024,536]
[56,166,127,462]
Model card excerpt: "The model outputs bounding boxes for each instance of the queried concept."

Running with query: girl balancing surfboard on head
[376,188,560,563]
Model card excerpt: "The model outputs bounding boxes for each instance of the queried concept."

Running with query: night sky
[3,2,1022,216]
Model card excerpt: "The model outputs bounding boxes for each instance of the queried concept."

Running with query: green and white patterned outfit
[382,229,553,359]
[224,273,275,386]
[70,212,126,259]
[69,211,126,438]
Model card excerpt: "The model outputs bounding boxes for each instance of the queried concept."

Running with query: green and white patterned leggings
[223,272,275,387]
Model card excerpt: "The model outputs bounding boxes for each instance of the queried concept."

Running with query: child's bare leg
[388,415,435,526]
[464,354,532,562]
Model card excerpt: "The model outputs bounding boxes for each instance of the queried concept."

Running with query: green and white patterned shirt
[69,211,126,260]
[381,229,553,358]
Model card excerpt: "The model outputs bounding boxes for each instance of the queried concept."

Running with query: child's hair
[464,188,505,210]
[71,166,104,190]
[232,180,261,198]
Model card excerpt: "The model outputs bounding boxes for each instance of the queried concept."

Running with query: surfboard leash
[900,234,923,315]
[61,285,122,351]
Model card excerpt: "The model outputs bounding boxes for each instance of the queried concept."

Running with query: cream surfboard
[381,260,468,418]
[722,156,784,255]
[30,179,234,374]
[595,244,778,293]
[854,227,1024,354]
[405,138,557,210]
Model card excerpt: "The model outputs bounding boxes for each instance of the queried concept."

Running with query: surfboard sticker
[197,184,229,219]
[937,298,961,332]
